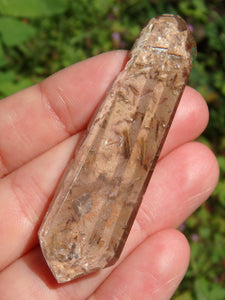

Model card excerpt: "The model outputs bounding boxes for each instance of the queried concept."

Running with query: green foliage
[0,70,34,95]
[194,278,225,300]
[174,279,225,300]
[179,0,208,21]
[213,156,225,206]
[0,0,68,18]
[0,0,224,298]
[175,183,225,299]
[0,17,36,47]
[0,43,7,67]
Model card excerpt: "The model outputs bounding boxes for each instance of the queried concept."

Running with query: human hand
[0,51,219,299]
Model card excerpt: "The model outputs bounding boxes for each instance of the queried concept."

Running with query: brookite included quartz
[39,14,196,283]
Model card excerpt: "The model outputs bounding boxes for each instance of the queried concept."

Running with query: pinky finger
[90,229,190,300]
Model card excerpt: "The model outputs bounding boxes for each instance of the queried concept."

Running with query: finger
[133,142,219,246]
[0,134,81,270]
[0,139,218,273]
[0,51,128,177]
[91,230,190,300]
[0,230,190,300]
[99,143,218,272]
[161,86,208,157]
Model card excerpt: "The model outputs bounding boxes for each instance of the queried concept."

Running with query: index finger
[0,51,128,177]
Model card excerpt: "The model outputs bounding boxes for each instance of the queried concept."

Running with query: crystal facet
[39,14,196,283]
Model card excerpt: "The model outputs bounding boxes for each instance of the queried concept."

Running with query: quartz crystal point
[39,14,196,283]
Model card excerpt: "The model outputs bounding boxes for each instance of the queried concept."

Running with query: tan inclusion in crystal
[38,14,196,283]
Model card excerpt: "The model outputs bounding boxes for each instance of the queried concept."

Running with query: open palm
[0,51,219,300]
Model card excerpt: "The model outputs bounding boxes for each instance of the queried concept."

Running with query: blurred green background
[0,0,224,298]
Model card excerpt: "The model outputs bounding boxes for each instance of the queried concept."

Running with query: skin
[0,51,219,300]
